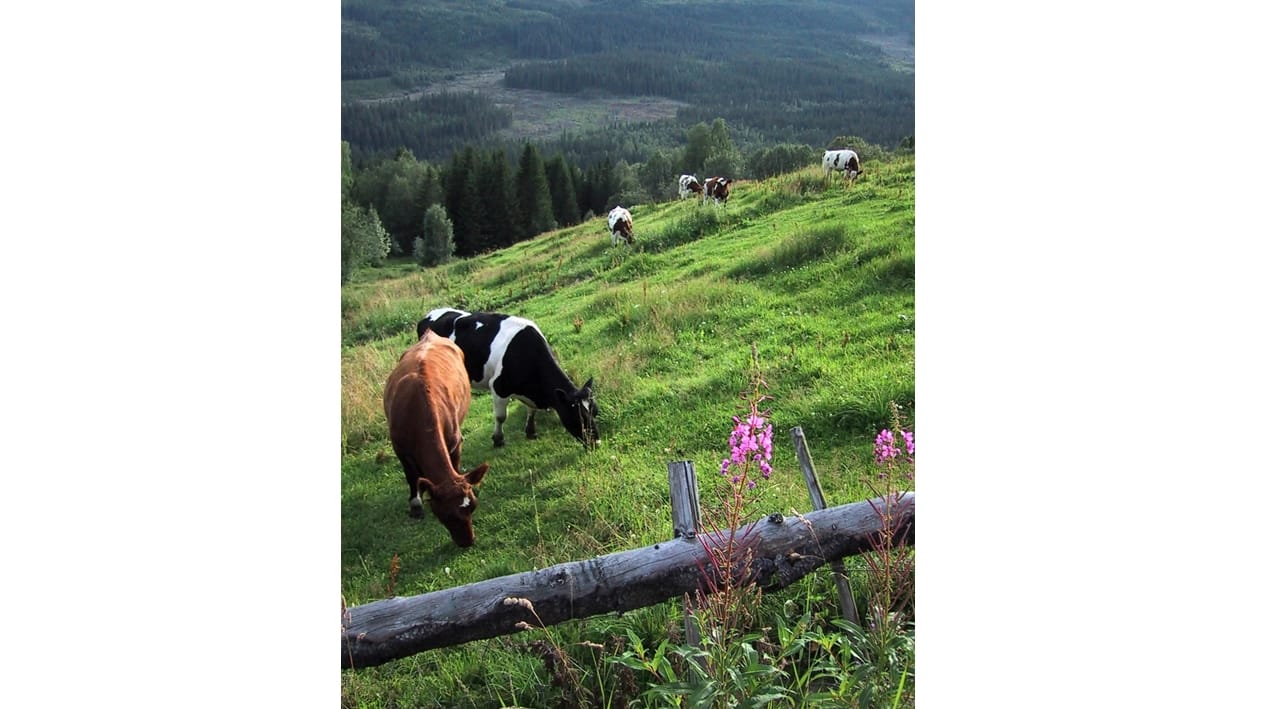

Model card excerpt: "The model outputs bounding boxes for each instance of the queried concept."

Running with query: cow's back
[384,331,471,451]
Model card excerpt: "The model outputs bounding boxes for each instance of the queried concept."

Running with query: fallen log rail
[342,492,913,669]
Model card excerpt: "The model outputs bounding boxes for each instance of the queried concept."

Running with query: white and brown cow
[678,174,703,200]
[702,176,731,206]
[823,149,863,184]
[384,330,490,547]
[607,206,633,245]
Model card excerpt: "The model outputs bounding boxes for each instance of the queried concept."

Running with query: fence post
[667,461,702,663]
[790,427,860,626]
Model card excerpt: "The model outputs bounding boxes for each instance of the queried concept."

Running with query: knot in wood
[768,513,783,524]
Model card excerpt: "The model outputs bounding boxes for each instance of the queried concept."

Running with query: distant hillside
[341,0,914,165]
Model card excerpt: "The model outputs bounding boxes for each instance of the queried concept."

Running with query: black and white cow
[678,174,703,200]
[702,176,730,205]
[822,149,863,184]
[607,206,633,245]
[416,308,600,449]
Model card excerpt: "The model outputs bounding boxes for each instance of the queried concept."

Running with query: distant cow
[823,149,863,183]
[702,177,731,205]
[607,206,633,245]
[417,308,600,450]
[384,331,490,547]
[678,174,703,200]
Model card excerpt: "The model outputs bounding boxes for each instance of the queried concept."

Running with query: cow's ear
[582,377,594,393]
[417,477,437,496]
[465,462,489,487]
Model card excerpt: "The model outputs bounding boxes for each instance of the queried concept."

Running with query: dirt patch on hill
[361,69,689,142]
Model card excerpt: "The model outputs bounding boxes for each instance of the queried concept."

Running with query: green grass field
[341,157,915,707]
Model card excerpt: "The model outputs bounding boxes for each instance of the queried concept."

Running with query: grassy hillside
[341,156,914,706]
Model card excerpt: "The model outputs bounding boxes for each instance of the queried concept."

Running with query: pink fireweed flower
[902,429,915,460]
[720,410,774,485]
[874,429,898,464]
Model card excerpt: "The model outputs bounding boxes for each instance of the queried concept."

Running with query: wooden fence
[342,444,913,669]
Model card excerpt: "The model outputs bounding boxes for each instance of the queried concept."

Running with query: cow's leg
[405,468,425,519]
[525,408,538,439]
[492,396,509,447]
[398,455,426,518]
[409,483,425,518]
[448,433,462,471]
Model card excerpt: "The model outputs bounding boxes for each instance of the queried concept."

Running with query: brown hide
[703,177,730,203]
[384,331,489,547]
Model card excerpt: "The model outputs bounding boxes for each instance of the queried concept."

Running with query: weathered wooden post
[667,461,702,661]
[790,426,860,625]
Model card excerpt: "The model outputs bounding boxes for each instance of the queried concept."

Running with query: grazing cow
[702,176,731,205]
[417,308,600,450]
[678,174,703,200]
[607,206,633,245]
[822,149,863,183]
[384,331,490,547]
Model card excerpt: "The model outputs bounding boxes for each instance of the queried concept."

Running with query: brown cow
[384,330,490,547]
[702,176,731,205]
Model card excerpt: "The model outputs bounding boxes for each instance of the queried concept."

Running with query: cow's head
[554,377,600,449]
[419,463,489,547]
[847,156,863,179]
[713,178,730,201]
[416,308,466,340]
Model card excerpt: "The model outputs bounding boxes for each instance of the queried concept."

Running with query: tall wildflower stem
[863,401,916,632]
[682,343,776,697]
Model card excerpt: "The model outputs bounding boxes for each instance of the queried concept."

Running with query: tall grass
[342,156,914,707]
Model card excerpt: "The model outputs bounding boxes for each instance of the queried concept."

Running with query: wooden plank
[342,493,914,669]
[790,426,860,626]
[667,461,702,674]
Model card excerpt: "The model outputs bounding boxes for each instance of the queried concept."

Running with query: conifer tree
[455,155,483,257]
[445,147,485,257]
[544,154,580,227]
[516,143,556,237]
[476,149,521,250]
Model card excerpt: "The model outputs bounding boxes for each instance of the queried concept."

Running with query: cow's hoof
[409,507,424,519]
[493,438,505,448]
[526,432,538,440]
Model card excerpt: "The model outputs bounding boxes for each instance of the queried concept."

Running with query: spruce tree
[516,143,556,237]
[455,156,483,257]
[476,149,521,250]
[544,154,580,227]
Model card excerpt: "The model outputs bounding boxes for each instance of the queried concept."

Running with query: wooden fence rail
[342,492,914,669]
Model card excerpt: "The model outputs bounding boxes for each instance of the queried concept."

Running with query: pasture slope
[341,156,914,706]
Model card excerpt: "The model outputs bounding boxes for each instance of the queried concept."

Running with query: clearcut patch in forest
[358,69,690,143]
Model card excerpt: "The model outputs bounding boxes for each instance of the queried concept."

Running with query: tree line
[341,115,910,282]
[341,116,863,280]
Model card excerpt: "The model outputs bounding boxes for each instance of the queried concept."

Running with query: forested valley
[341,0,913,275]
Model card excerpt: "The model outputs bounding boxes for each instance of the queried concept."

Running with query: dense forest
[342,0,913,166]
[341,0,914,275]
